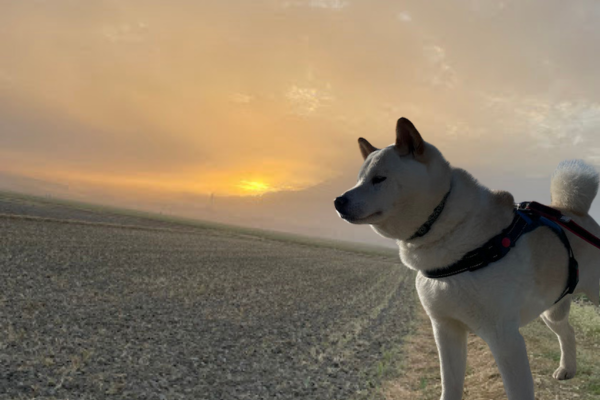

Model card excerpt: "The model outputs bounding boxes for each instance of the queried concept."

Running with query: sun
[237,180,272,195]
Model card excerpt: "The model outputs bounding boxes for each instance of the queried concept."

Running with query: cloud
[281,0,349,10]
[230,93,254,104]
[4,0,600,205]
[422,45,458,89]
[101,22,148,43]
[286,85,333,116]
[444,120,483,139]
[483,95,600,148]
[585,148,600,167]
[397,12,412,22]
[469,0,511,17]
[309,0,348,9]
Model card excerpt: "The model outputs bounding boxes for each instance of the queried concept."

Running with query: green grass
[519,298,600,399]
[385,296,600,400]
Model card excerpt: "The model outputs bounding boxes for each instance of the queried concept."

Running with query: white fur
[551,159,599,215]
[338,141,600,400]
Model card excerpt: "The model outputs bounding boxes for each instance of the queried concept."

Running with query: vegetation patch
[384,296,600,400]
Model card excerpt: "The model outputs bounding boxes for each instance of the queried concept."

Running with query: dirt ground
[0,193,415,400]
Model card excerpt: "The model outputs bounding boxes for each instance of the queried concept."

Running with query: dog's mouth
[340,211,383,224]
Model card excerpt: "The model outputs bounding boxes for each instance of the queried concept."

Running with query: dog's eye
[372,176,387,184]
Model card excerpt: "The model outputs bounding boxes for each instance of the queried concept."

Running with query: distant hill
[0,170,395,248]
[0,171,70,196]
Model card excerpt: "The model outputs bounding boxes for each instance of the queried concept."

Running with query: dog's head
[334,117,451,238]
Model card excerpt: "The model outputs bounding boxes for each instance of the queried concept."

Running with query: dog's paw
[553,366,576,380]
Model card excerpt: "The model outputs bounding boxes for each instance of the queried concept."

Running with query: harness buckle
[515,202,531,211]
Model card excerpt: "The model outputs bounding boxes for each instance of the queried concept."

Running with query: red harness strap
[518,202,600,250]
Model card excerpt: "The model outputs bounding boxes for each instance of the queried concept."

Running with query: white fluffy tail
[551,160,599,215]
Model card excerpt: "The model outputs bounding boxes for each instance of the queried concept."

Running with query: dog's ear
[358,137,378,160]
[395,117,424,157]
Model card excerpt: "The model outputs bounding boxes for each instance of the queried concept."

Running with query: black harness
[414,199,579,304]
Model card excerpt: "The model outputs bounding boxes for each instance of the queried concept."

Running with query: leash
[517,201,600,250]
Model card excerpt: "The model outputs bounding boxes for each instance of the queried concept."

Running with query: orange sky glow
[3,0,600,204]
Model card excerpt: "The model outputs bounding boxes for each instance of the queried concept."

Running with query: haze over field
[3,0,600,245]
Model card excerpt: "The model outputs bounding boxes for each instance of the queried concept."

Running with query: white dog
[335,117,600,400]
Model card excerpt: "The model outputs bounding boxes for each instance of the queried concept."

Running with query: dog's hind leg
[431,318,467,400]
[480,323,535,400]
[541,297,577,380]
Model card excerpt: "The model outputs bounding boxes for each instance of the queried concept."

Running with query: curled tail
[550,160,599,215]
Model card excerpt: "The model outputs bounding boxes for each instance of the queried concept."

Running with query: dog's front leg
[431,318,467,400]
[480,325,535,400]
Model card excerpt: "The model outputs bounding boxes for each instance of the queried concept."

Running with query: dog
[334,117,600,400]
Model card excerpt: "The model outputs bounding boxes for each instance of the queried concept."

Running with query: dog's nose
[334,196,348,212]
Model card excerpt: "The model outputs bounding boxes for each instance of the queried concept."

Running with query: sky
[2,0,600,245]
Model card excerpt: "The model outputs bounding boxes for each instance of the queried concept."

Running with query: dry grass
[384,298,600,400]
